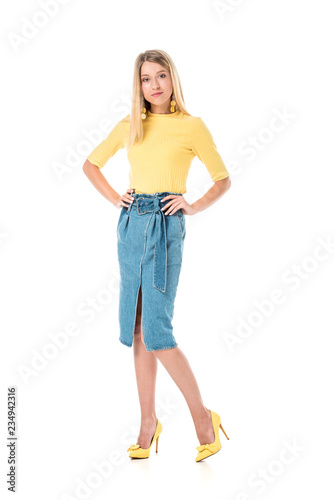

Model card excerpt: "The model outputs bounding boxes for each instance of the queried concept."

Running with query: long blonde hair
[126,49,191,152]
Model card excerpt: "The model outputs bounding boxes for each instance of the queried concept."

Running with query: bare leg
[153,347,215,446]
[132,287,158,449]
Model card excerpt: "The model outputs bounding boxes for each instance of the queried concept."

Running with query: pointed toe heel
[127,418,162,459]
[195,409,229,462]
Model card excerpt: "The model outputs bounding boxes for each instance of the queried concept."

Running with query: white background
[1,0,333,498]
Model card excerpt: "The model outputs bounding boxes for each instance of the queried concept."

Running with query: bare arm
[82,159,133,208]
[161,176,231,216]
[191,176,231,214]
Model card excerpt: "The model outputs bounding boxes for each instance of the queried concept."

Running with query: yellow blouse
[87,109,229,194]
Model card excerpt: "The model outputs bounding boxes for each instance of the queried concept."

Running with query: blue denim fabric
[117,191,186,351]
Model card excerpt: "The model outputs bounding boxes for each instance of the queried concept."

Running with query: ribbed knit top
[87,109,229,194]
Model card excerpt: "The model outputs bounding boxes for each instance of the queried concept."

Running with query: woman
[83,49,231,462]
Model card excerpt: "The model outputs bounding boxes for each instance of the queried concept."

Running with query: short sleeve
[87,119,127,169]
[190,117,229,182]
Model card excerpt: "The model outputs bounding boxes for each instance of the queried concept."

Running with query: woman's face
[140,61,173,111]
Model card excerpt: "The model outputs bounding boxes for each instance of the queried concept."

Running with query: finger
[161,195,183,208]
[123,193,135,202]
[161,197,183,210]
[161,200,180,213]
[161,194,180,202]
[161,201,172,210]
[164,201,184,215]
[120,199,132,208]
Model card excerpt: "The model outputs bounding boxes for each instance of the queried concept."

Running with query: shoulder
[182,113,206,126]
[184,115,209,135]
[176,112,204,133]
[119,113,130,123]
[110,113,130,136]
[117,113,130,127]
[177,111,200,123]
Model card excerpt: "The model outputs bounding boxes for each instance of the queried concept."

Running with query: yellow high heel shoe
[195,409,229,462]
[127,419,162,459]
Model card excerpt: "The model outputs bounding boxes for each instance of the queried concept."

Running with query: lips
[152,92,163,96]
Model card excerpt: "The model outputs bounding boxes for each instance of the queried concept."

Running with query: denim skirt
[117,191,186,351]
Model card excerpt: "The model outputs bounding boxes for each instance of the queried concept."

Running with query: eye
[142,74,166,82]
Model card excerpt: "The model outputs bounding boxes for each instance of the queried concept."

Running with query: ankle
[140,414,157,425]
[192,406,211,423]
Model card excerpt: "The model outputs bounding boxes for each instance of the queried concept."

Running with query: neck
[149,105,172,114]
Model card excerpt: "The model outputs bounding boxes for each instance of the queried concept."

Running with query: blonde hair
[126,49,191,152]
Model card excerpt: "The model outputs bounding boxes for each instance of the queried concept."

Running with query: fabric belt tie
[133,197,172,293]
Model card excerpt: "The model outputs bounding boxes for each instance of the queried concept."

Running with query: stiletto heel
[219,422,230,440]
[127,419,162,459]
[195,409,229,462]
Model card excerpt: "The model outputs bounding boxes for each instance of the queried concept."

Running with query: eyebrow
[141,70,168,77]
